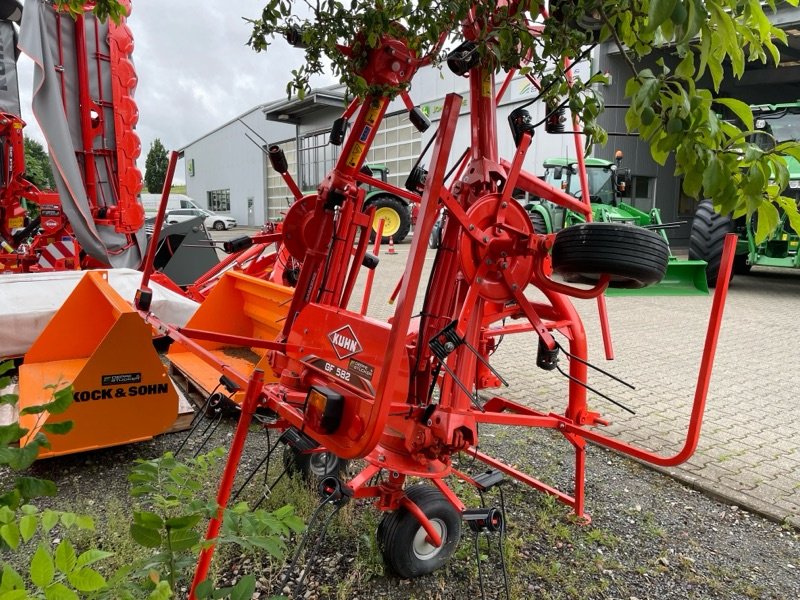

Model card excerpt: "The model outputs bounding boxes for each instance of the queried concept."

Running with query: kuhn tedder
[132,4,735,593]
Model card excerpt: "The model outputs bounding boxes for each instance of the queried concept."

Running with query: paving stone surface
[348,237,800,527]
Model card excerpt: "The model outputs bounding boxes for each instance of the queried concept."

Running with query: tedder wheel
[369,195,411,244]
[282,446,348,482]
[688,199,735,287]
[377,484,462,579]
[213,220,226,231]
[552,222,669,289]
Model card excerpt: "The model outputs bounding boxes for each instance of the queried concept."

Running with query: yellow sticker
[347,142,365,168]
[482,71,492,98]
[8,217,23,229]
[365,99,384,126]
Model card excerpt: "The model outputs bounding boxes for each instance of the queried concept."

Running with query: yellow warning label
[347,142,365,168]
[365,99,384,126]
[482,72,492,98]
[8,217,23,229]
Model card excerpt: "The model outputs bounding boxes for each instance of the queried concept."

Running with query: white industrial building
[180,64,592,228]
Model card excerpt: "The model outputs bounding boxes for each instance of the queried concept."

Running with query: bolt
[483,236,489,243]
[501,262,508,270]
[501,251,507,257]
[501,202,507,208]
[427,419,433,426]
[558,422,566,430]
[378,455,386,462]
[469,224,475,231]
[476,277,483,284]
[485,258,493,265]
[444,341,455,352]
[511,284,518,290]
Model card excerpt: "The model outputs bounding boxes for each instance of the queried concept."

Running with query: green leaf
[0,505,14,524]
[42,421,74,436]
[55,540,77,574]
[164,514,202,529]
[230,575,256,600]
[66,567,106,592]
[9,434,47,470]
[42,510,59,533]
[75,548,113,568]
[147,580,172,600]
[755,201,780,244]
[45,386,73,416]
[647,0,678,32]
[74,515,94,530]
[194,579,213,599]
[30,543,55,588]
[0,394,17,407]
[17,477,57,501]
[44,582,79,600]
[168,528,200,552]
[714,98,754,132]
[134,511,164,529]
[0,423,26,445]
[130,523,162,548]
[1,564,25,591]
[0,591,27,600]
[0,523,20,550]
[19,514,37,542]
[0,361,13,376]
[60,512,76,528]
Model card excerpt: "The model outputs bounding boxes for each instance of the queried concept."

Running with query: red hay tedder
[130,3,736,593]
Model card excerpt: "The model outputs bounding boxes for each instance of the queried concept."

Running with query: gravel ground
[6,412,798,600]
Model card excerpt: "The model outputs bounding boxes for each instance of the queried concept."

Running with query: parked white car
[165,208,237,231]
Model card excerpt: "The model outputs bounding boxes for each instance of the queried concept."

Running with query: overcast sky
[17,0,334,184]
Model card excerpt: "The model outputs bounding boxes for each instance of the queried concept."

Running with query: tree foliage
[144,138,169,194]
[23,137,53,190]
[247,0,800,239]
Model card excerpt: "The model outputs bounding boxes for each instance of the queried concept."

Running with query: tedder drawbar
[135,5,735,594]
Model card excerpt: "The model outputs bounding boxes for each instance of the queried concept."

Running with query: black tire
[529,210,549,234]
[688,200,735,287]
[368,195,411,244]
[213,220,226,231]
[282,446,348,481]
[552,222,669,289]
[428,216,443,249]
[377,484,461,579]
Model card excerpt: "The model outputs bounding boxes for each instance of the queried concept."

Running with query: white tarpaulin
[0,268,198,357]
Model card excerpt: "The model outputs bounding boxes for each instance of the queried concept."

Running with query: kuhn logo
[43,219,59,229]
[328,325,363,360]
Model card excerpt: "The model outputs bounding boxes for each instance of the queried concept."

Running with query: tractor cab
[542,157,623,206]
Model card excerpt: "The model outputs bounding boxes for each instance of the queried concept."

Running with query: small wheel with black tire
[368,195,411,244]
[213,220,226,231]
[552,222,669,289]
[377,484,462,578]
[688,199,735,287]
[429,216,444,249]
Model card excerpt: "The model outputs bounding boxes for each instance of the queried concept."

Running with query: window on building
[627,175,654,210]
[365,112,422,190]
[207,189,230,212]
[300,130,342,190]
[265,139,297,222]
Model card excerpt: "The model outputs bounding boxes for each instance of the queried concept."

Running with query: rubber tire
[428,216,443,249]
[213,220,226,231]
[377,484,462,579]
[688,200,735,287]
[368,196,411,244]
[552,222,669,289]
[282,446,348,482]
[529,210,549,234]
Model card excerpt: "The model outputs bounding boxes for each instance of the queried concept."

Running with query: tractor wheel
[552,222,669,289]
[369,196,411,244]
[377,485,461,578]
[529,210,549,234]
[282,446,348,482]
[688,200,735,287]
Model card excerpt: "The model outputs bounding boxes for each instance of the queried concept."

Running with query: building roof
[263,88,347,124]
[178,98,291,150]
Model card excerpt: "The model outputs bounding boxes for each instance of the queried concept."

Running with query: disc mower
[132,4,735,592]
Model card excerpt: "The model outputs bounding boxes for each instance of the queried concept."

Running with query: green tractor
[689,103,800,286]
[362,164,415,244]
[527,152,709,294]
